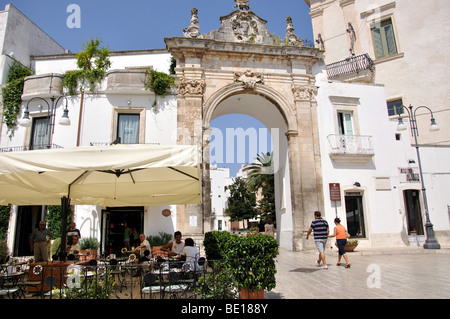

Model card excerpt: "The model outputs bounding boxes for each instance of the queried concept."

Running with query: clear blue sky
[2,0,314,176]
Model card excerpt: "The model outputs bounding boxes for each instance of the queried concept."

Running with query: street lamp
[19,95,70,132]
[397,104,440,249]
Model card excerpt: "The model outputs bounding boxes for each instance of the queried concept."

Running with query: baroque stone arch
[202,82,297,133]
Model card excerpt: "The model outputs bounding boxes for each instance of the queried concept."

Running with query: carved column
[290,83,324,250]
[176,72,209,237]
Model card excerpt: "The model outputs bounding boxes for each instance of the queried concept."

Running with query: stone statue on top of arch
[234,0,250,11]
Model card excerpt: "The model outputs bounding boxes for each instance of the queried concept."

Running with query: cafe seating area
[0,249,210,300]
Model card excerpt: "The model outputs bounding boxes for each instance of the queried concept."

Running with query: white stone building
[1,1,449,257]
[305,0,450,247]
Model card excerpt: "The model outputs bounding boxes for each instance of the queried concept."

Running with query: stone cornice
[165,37,323,62]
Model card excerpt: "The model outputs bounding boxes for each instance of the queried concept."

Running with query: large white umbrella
[0,144,201,206]
[0,144,201,257]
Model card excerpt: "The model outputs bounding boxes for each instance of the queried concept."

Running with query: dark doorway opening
[345,195,366,238]
[14,206,43,256]
[404,190,424,235]
[101,207,144,255]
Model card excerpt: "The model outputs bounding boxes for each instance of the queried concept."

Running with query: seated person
[67,236,81,256]
[161,231,185,257]
[180,238,200,270]
[133,234,151,264]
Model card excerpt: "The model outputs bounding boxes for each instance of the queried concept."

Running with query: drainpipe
[76,90,84,146]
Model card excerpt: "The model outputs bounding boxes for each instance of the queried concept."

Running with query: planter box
[345,244,358,252]
[239,287,264,299]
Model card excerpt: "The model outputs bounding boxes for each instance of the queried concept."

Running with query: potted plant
[221,233,279,299]
[79,237,100,260]
[345,239,359,252]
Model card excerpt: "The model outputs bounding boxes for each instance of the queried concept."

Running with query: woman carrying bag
[328,218,351,268]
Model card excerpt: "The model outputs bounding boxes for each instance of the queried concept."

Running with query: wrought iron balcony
[326,54,375,83]
[327,134,374,163]
[0,144,63,153]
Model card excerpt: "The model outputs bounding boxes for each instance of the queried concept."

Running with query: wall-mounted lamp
[127,100,131,105]
[19,96,70,133]
[353,182,361,187]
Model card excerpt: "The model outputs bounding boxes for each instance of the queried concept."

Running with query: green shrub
[79,237,100,250]
[146,232,172,247]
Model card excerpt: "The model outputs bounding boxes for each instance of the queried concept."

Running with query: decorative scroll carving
[177,78,205,96]
[292,85,318,101]
[183,8,203,38]
[285,17,303,46]
[231,11,258,43]
[234,0,250,11]
[234,70,264,89]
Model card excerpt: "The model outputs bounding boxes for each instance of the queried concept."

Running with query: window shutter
[371,27,385,58]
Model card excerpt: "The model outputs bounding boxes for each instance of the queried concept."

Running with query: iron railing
[5,257,267,300]
[326,53,375,79]
[0,144,63,153]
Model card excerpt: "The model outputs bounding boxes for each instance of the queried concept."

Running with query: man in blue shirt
[306,211,329,269]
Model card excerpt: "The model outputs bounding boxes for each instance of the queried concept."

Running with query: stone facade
[166,3,325,250]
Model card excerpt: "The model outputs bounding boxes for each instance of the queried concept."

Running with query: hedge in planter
[221,233,279,294]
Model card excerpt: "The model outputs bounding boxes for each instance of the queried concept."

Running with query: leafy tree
[225,177,257,228]
[62,37,111,94]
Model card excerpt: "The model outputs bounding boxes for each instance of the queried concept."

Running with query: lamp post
[19,95,70,133]
[397,104,440,249]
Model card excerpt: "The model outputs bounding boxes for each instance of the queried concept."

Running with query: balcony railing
[0,144,63,153]
[326,54,375,82]
[327,134,374,163]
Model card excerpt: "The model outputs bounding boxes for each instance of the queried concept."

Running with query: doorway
[101,207,144,255]
[344,194,366,238]
[14,206,44,256]
[404,190,424,235]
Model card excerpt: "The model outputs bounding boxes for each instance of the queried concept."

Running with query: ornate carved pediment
[232,11,258,43]
[292,84,318,101]
[177,78,206,96]
[234,70,264,89]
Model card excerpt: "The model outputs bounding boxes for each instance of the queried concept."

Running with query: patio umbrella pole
[60,196,70,261]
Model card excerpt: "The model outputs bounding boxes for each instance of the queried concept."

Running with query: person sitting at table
[180,238,200,270]
[133,234,151,264]
[161,231,185,257]
[67,222,81,246]
[67,236,81,256]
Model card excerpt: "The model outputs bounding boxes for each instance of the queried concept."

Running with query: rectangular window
[371,18,398,58]
[30,117,50,150]
[117,114,140,144]
[387,99,404,116]
[337,112,354,135]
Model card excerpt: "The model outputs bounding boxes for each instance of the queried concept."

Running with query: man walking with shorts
[306,211,329,269]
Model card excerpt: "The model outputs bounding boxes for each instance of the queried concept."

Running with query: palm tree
[243,152,275,221]
[243,152,274,192]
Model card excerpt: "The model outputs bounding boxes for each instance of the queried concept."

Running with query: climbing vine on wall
[144,69,175,107]
[1,61,33,138]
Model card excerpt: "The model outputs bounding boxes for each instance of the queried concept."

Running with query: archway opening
[206,93,293,249]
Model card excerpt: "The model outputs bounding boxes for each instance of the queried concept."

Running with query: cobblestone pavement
[267,246,450,299]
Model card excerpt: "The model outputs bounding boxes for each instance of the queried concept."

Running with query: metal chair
[141,272,164,299]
